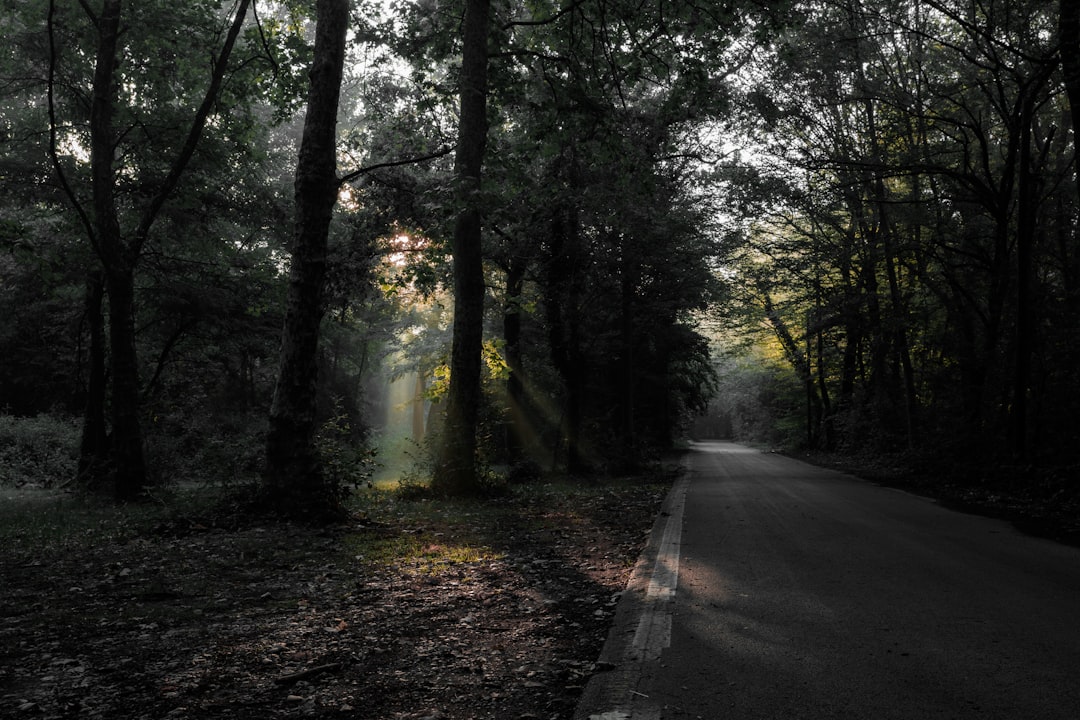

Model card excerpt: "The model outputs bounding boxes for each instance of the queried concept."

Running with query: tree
[262,0,351,519]
[431,0,491,496]
[46,0,252,500]
[721,0,1076,463]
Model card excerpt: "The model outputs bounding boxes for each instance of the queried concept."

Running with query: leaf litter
[0,478,670,719]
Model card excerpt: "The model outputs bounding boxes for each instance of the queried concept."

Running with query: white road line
[628,474,688,662]
[582,473,691,720]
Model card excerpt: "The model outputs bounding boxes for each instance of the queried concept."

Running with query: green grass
[0,490,147,553]
[0,471,671,575]
[0,484,219,558]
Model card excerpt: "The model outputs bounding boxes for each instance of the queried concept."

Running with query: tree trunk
[105,263,150,500]
[263,0,350,518]
[1010,65,1056,459]
[432,0,491,496]
[412,372,427,442]
[761,291,821,447]
[618,244,638,466]
[77,271,109,487]
[88,0,149,500]
[63,0,251,499]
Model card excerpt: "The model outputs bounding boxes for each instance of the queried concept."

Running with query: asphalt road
[576,441,1080,720]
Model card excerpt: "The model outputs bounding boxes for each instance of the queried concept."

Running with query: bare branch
[502,0,586,30]
[75,0,97,26]
[251,0,281,79]
[338,145,454,185]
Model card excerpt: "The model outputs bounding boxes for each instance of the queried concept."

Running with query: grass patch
[344,483,509,574]
[0,484,224,560]
[345,531,504,575]
[0,490,153,557]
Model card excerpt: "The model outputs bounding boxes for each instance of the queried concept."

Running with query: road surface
[576,441,1080,719]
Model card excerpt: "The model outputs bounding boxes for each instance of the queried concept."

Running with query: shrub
[0,413,80,488]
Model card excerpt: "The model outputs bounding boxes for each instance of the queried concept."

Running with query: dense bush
[143,408,267,487]
[0,414,80,488]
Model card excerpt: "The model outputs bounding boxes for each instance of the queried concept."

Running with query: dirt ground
[0,478,669,720]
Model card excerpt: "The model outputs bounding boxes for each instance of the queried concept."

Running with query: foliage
[707,353,805,448]
[0,413,80,488]
[710,0,1080,467]
[315,399,379,490]
[144,407,267,487]
[4,0,1075,511]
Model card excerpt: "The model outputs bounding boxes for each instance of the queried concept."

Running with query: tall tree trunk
[545,205,587,474]
[861,90,918,445]
[1011,65,1056,459]
[432,0,491,496]
[618,244,638,466]
[761,291,821,446]
[87,0,149,500]
[105,263,149,500]
[77,271,109,486]
[263,0,350,518]
[412,372,427,442]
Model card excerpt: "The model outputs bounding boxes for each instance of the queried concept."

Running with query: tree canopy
[1,0,1077,511]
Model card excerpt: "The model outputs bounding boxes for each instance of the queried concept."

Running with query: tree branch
[338,145,454,185]
[502,0,585,30]
[133,0,252,254]
[47,0,96,250]
[250,0,281,79]
[75,0,97,26]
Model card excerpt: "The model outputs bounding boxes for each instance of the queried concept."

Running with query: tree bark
[86,0,150,500]
[1010,64,1056,459]
[432,0,491,496]
[618,242,638,466]
[264,0,350,518]
[77,272,109,487]
[544,204,587,474]
[105,263,150,500]
[412,372,427,442]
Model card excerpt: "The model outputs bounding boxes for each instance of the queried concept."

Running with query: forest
[3,1,1079,718]
[1,0,1078,511]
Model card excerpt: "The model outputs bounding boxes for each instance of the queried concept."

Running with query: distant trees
[721,0,1079,463]
[376,0,735,485]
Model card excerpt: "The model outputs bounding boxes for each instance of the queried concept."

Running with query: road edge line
[574,468,692,720]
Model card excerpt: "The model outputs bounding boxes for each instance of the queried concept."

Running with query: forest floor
[0,471,673,720]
